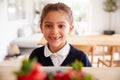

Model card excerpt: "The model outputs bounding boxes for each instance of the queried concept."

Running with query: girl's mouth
[50,36,61,41]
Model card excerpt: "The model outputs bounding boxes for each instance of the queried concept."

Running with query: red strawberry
[14,59,46,80]
[55,71,64,80]
[61,72,71,80]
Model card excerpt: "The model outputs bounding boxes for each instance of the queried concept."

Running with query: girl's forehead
[46,10,67,16]
[44,11,70,23]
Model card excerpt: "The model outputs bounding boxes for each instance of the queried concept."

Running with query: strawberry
[55,60,93,80]
[55,71,64,80]
[70,60,93,80]
[14,59,46,80]
[14,59,93,80]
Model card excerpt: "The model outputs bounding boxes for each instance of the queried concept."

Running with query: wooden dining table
[38,34,120,46]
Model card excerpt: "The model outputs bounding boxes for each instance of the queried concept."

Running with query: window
[7,0,26,20]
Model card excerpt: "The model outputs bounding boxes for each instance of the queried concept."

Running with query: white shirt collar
[44,42,70,66]
[44,42,70,57]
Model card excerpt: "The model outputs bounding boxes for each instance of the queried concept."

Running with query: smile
[50,36,61,41]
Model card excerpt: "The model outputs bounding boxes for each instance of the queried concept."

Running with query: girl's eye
[45,24,52,28]
[58,25,65,28]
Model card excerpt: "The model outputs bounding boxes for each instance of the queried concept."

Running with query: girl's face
[40,11,73,52]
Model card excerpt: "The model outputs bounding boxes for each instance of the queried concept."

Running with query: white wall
[0,0,9,62]
[0,0,34,62]
[89,0,120,34]
[113,0,120,33]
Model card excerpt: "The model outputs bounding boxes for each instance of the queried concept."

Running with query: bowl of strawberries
[14,59,93,80]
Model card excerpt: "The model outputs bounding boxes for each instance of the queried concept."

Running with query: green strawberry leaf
[71,60,83,71]
[84,75,93,80]
[14,58,37,76]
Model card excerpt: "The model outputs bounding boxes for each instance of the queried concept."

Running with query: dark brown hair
[40,2,73,25]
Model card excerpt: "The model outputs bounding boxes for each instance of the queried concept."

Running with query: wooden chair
[92,45,113,67]
[97,46,120,67]
[73,45,94,64]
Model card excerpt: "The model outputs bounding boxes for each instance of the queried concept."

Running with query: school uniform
[29,43,91,67]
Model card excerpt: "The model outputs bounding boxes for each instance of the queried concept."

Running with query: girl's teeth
[51,37,59,40]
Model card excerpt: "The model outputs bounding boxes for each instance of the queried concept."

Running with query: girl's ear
[69,25,74,34]
[40,24,43,33]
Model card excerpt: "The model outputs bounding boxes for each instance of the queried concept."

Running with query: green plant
[103,0,118,31]
[103,0,118,12]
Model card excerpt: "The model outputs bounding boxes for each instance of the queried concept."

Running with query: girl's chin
[49,43,62,47]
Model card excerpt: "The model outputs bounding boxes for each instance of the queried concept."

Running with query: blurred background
[0,0,120,67]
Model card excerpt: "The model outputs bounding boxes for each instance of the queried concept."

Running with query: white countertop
[0,59,120,80]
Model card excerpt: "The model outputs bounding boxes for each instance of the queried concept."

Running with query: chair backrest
[73,45,93,55]
[98,46,120,67]
[93,45,113,55]
[111,46,120,66]
[73,45,93,64]
[92,45,113,66]
[112,46,120,53]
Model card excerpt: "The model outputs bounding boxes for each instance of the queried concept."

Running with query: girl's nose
[51,26,59,34]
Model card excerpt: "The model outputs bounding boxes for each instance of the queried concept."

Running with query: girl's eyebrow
[44,21,52,24]
[58,21,66,23]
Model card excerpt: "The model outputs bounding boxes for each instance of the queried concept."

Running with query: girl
[29,2,91,67]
